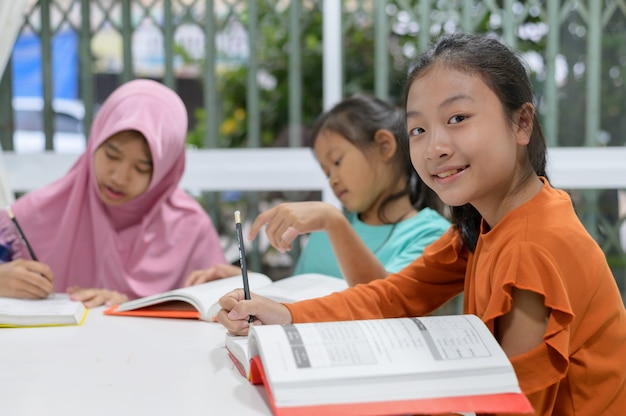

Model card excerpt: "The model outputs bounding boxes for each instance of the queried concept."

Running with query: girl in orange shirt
[217,33,626,415]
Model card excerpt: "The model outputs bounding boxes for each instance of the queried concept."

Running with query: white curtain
[0,0,28,208]
[0,1,27,80]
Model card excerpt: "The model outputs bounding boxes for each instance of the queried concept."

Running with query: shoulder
[152,190,219,237]
[420,226,466,262]
[170,188,206,210]
[167,189,215,224]
[530,177,574,211]
[502,184,591,249]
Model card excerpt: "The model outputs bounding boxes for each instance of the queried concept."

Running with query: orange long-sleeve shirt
[287,180,626,415]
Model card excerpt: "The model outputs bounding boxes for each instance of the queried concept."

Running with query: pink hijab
[12,79,227,298]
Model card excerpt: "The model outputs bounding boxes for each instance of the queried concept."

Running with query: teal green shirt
[294,208,451,279]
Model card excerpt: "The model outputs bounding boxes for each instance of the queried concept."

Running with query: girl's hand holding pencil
[216,288,293,336]
[0,208,55,299]
[0,258,54,299]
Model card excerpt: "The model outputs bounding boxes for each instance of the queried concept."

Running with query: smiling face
[93,131,153,206]
[406,64,531,221]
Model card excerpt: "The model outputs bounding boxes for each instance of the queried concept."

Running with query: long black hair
[312,94,442,224]
[403,33,547,251]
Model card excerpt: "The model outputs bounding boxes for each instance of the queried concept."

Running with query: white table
[0,308,272,415]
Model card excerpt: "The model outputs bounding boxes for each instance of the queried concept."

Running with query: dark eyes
[449,114,467,124]
[105,151,120,161]
[135,166,153,175]
[105,151,152,175]
[408,127,425,137]
[321,156,342,178]
[408,114,468,137]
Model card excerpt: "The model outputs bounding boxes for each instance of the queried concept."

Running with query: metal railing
[0,0,624,297]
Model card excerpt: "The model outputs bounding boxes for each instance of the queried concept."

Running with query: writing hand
[216,289,292,336]
[67,286,128,308]
[183,263,242,287]
[0,259,54,299]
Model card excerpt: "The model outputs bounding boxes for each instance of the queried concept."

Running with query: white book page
[225,335,250,375]
[207,273,348,320]
[117,272,273,319]
[249,315,520,405]
[254,273,349,303]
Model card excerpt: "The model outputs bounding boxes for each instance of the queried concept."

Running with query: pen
[6,208,38,261]
[234,210,254,324]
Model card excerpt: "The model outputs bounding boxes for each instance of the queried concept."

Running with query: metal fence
[1,0,625,298]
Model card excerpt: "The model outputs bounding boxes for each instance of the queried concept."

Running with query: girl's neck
[479,174,544,229]
[359,198,417,226]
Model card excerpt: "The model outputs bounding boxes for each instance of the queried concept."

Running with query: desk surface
[0,308,272,416]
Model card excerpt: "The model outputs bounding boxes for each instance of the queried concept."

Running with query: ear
[514,102,535,146]
[373,129,397,162]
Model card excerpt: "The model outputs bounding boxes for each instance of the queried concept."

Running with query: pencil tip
[234,210,241,224]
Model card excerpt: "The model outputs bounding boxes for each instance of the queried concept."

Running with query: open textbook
[105,272,348,321]
[0,293,88,327]
[226,314,533,416]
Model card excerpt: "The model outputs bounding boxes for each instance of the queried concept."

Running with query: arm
[0,210,55,299]
[248,201,388,285]
[324,217,388,285]
[218,230,466,334]
[495,288,549,357]
[287,229,467,323]
[486,239,575,408]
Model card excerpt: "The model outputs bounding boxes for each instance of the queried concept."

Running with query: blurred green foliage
[186,2,413,149]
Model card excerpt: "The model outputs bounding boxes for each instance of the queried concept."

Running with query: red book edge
[249,356,534,416]
[103,304,200,320]
[227,349,249,379]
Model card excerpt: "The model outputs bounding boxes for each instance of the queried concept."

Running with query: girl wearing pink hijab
[0,79,227,306]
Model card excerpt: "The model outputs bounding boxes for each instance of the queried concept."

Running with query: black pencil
[7,208,38,261]
[234,210,254,324]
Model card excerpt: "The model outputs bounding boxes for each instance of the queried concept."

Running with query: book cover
[241,315,534,415]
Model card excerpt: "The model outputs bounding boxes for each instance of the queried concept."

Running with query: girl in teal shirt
[293,209,449,280]
[186,95,449,287]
